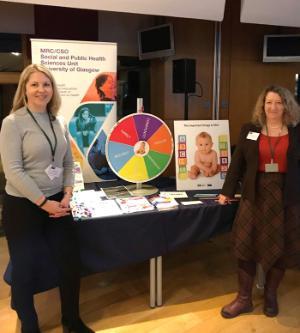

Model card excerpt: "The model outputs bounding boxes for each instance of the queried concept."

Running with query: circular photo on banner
[106,113,174,183]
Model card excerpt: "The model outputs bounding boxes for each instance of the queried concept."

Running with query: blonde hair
[12,64,61,117]
[196,131,213,143]
[252,85,300,127]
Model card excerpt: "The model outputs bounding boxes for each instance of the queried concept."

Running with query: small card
[265,163,279,172]
[246,131,260,141]
[45,164,62,180]
[181,200,203,205]
[160,191,188,198]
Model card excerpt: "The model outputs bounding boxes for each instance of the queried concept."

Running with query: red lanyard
[266,125,282,163]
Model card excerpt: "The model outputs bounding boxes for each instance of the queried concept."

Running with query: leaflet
[70,190,122,219]
[159,191,188,198]
[116,196,154,214]
[149,195,179,210]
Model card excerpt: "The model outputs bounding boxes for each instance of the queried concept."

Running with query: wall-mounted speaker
[173,58,196,93]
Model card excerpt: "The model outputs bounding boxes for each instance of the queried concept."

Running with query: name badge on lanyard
[247,131,260,140]
[45,164,62,180]
[264,125,282,173]
[27,108,60,180]
[265,162,279,173]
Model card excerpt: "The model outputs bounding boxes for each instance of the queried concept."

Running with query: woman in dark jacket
[218,85,300,319]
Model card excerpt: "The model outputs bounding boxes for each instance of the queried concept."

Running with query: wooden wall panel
[228,61,300,143]
[6,1,299,172]
[218,0,232,121]
[224,0,300,144]
[149,17,215,123]
[149,17,215,176]
[34,5,98,41]
[147,0,300,178]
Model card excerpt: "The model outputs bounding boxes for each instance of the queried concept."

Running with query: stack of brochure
[149,195,179,210]
[73,161,85,192]
[116,196,154,214]
[70,190,122,220]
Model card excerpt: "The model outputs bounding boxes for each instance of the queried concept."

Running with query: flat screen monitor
[263,34,300,62]
[138,23,175,60]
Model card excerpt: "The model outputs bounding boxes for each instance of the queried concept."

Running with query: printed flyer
[174,120,231,191]
[31,39,117,182]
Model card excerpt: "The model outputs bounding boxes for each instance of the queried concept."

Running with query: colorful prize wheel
[106,113,173,184]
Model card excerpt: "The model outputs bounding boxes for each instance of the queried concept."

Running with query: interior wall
[0,1,34,34]
[98,11,156,57]
[223,0,300,144]
[148,0,300,148]
[1,1,300,150]
[34,5,98,41]
[150,18,215,125]
[148,17,215,176]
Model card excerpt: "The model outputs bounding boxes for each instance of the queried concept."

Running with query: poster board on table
[174,120,231,191]
[31,39,117,182]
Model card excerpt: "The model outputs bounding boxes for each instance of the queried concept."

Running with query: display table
[3,178,239,307]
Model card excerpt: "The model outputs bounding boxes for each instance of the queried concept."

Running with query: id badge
[45,164,62,180]
[246,131,260,141]
[265,163,279,173]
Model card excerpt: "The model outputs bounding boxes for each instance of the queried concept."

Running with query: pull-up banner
[31,38,117,182]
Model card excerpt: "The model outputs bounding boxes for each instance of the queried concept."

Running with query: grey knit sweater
[0,107,74,203]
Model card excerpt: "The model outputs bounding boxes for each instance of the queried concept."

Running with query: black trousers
[2,192,81,331]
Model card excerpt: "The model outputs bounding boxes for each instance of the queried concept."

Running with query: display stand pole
[136,98,145,193]
[137,97,144,113]
[126,98,158,197]
[184,92,189,120]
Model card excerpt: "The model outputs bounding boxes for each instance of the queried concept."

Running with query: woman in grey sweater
[0,64,94,333]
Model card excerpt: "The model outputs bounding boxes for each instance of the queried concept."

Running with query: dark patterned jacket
[221,122,300,206]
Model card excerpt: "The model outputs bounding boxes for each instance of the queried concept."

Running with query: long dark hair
[95,74,109,99]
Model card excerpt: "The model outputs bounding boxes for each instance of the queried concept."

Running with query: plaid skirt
[232,172,300,272]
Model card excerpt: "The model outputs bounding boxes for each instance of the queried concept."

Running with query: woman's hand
[217,194,231,205]
[60,192,72,209]
[41,199,71,218]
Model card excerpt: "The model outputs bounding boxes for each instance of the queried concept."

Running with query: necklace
[264,124,285,138]
[269,125,282,129]
[267,123,283,129]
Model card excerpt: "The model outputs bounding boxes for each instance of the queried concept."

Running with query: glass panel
[0,33,23,72]
[0,84,18,234]
[0,33,23,233]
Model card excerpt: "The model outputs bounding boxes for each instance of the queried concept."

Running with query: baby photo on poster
[174,120,231,191]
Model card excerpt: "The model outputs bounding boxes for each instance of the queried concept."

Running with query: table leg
[156,256,162,306]
[150,258,156,308]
